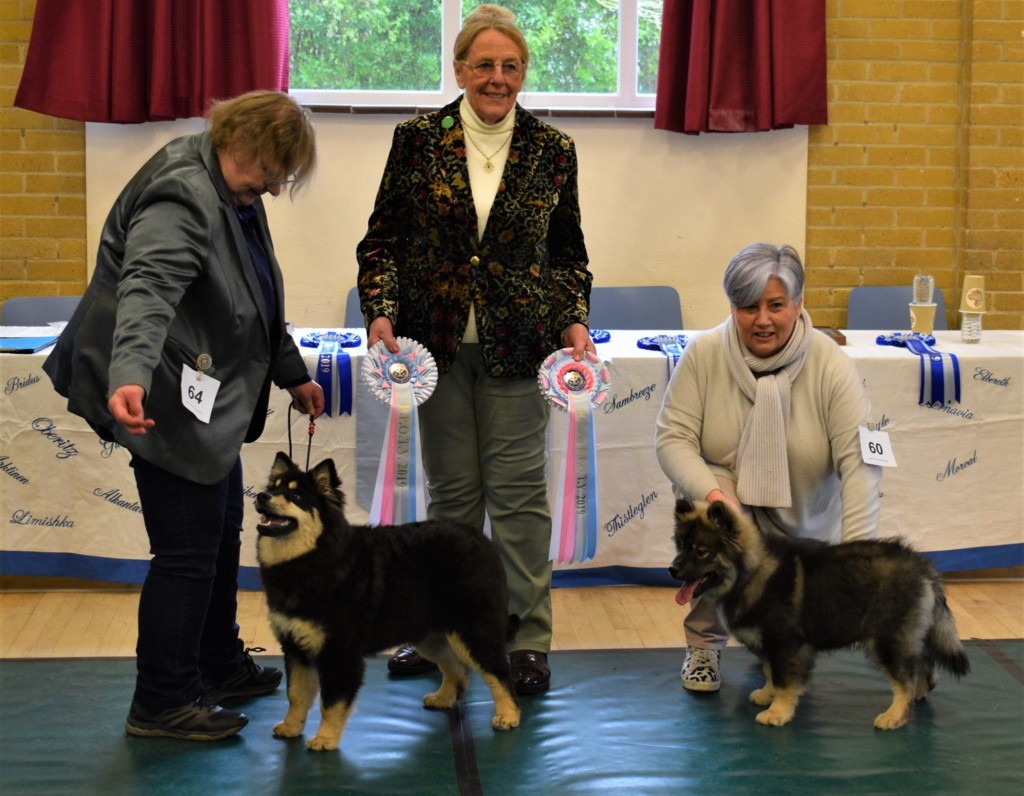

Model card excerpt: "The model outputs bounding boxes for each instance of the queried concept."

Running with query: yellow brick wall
[1,0,87,302]
[807,0,1023,329]
[2,0,1022,328]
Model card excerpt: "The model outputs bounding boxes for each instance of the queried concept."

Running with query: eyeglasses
[460,60,526,79]
[260,176,296,191]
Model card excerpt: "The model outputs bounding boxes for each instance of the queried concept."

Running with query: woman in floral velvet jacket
[355,4,593,697]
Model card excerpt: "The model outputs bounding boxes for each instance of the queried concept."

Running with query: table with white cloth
[2,328,1021,588]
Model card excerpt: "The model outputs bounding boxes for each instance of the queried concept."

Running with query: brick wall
[1,0,87,303]
[2,0,1022,328]
[806,0,1023,329]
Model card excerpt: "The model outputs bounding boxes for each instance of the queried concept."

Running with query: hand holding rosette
[361,338,437,524]
[538,349,611,564]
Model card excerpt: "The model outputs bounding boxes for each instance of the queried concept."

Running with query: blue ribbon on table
[637,334,688,379]
[590,329,611,343]
[876,332,960,406]
[315,341,354,416]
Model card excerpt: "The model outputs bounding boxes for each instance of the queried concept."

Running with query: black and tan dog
[254,452,520,751]
[669,498,970,730]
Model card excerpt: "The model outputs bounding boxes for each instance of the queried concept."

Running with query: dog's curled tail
[928,582,970,678]
[506,614,521,646]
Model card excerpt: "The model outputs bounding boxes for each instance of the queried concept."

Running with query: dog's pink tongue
[675,581,698,606]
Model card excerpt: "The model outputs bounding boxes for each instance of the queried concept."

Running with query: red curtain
[15,0,289,124]
[654,0,827,134]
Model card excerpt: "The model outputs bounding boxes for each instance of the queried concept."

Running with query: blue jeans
[130,455,246,711]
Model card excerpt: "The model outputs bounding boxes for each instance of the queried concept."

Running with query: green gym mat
[1,643,1021,795]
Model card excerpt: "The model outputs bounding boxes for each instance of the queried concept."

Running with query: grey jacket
[44,132,308,484]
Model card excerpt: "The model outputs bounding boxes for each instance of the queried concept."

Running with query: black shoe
[205,647,282,702]
[510,650,550,695]
[387,645,438,676]
[125,694,248,741]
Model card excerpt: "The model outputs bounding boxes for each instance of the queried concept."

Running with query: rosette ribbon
[538,349,611,564]
[302,332,360,417]
[361,338,437,525]
[638,334,688,379]
[876,332,960,406]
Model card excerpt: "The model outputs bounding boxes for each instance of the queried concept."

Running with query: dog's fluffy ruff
[255,452,520,751]
[668,498,969,729]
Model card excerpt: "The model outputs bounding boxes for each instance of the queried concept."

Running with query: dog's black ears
[271,451,295,479]
[309,458,342,504]
[707,500,735,530]
[675,498,695,515]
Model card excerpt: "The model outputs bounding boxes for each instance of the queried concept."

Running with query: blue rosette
[876,332,959,406]
[638,334,688,378]
[300,331,362,348]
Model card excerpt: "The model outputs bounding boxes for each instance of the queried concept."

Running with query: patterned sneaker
[681,646,721,692]
[205,647,282,703]
[125,694,248,741]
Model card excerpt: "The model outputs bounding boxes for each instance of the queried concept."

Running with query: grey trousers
[417,344,553,652]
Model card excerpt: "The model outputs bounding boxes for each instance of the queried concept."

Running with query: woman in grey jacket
[45,91,323,740]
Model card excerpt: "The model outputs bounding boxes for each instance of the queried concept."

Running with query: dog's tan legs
[308,699,355,751]
[755,684,804,726]
[479,672,521,730]
[441,633,520,731]
[874,678,913,730]
[273,661,318,740]
[914,664,937,700]
[749,662,776,707]
[417,640,469,710]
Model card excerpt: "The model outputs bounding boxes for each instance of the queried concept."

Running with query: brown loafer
[387,645,438,676]
[510,650,550,695]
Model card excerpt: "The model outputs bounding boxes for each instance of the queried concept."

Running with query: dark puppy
[669,499,969,729]
[255,452,520,751]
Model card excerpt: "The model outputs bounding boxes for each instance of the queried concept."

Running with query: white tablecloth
[2,328,1021,586]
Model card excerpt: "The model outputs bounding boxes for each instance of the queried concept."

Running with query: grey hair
[722,243,805,307]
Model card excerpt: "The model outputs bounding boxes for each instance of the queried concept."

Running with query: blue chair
[344,286,363,328]
[1,295,81,325]
[847,286,947,330]
[588,285,683,330]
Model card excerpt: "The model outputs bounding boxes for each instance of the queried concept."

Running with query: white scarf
[723,309,812,507]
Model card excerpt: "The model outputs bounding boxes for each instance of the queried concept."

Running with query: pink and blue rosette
[538,349,611,564]
[361,338,437,525]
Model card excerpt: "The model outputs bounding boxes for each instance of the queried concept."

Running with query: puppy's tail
[927,581,970,678]
[506,614,521,647]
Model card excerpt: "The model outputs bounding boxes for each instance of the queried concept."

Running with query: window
[288,0,662,111]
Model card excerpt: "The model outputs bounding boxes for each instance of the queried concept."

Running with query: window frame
[287,1,656,113]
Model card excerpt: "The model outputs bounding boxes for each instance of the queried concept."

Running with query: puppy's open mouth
[256,514,298,537]
[674,573,719,606]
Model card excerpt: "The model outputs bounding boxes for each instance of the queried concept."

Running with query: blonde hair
[454,4,530,65]
[207,90,317,197]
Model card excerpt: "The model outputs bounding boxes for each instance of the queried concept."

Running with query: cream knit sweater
[655,322,882,543]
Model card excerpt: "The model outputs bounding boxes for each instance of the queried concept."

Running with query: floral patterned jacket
[355,98,591,378]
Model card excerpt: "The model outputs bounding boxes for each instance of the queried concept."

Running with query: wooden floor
[1,575,1021,659]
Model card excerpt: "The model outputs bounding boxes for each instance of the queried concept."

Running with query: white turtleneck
[459,98,515,343]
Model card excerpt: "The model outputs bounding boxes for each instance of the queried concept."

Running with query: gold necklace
[463,126,513,173]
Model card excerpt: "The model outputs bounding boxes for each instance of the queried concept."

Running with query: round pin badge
[361,337,438,405]
[537,349,611,411]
